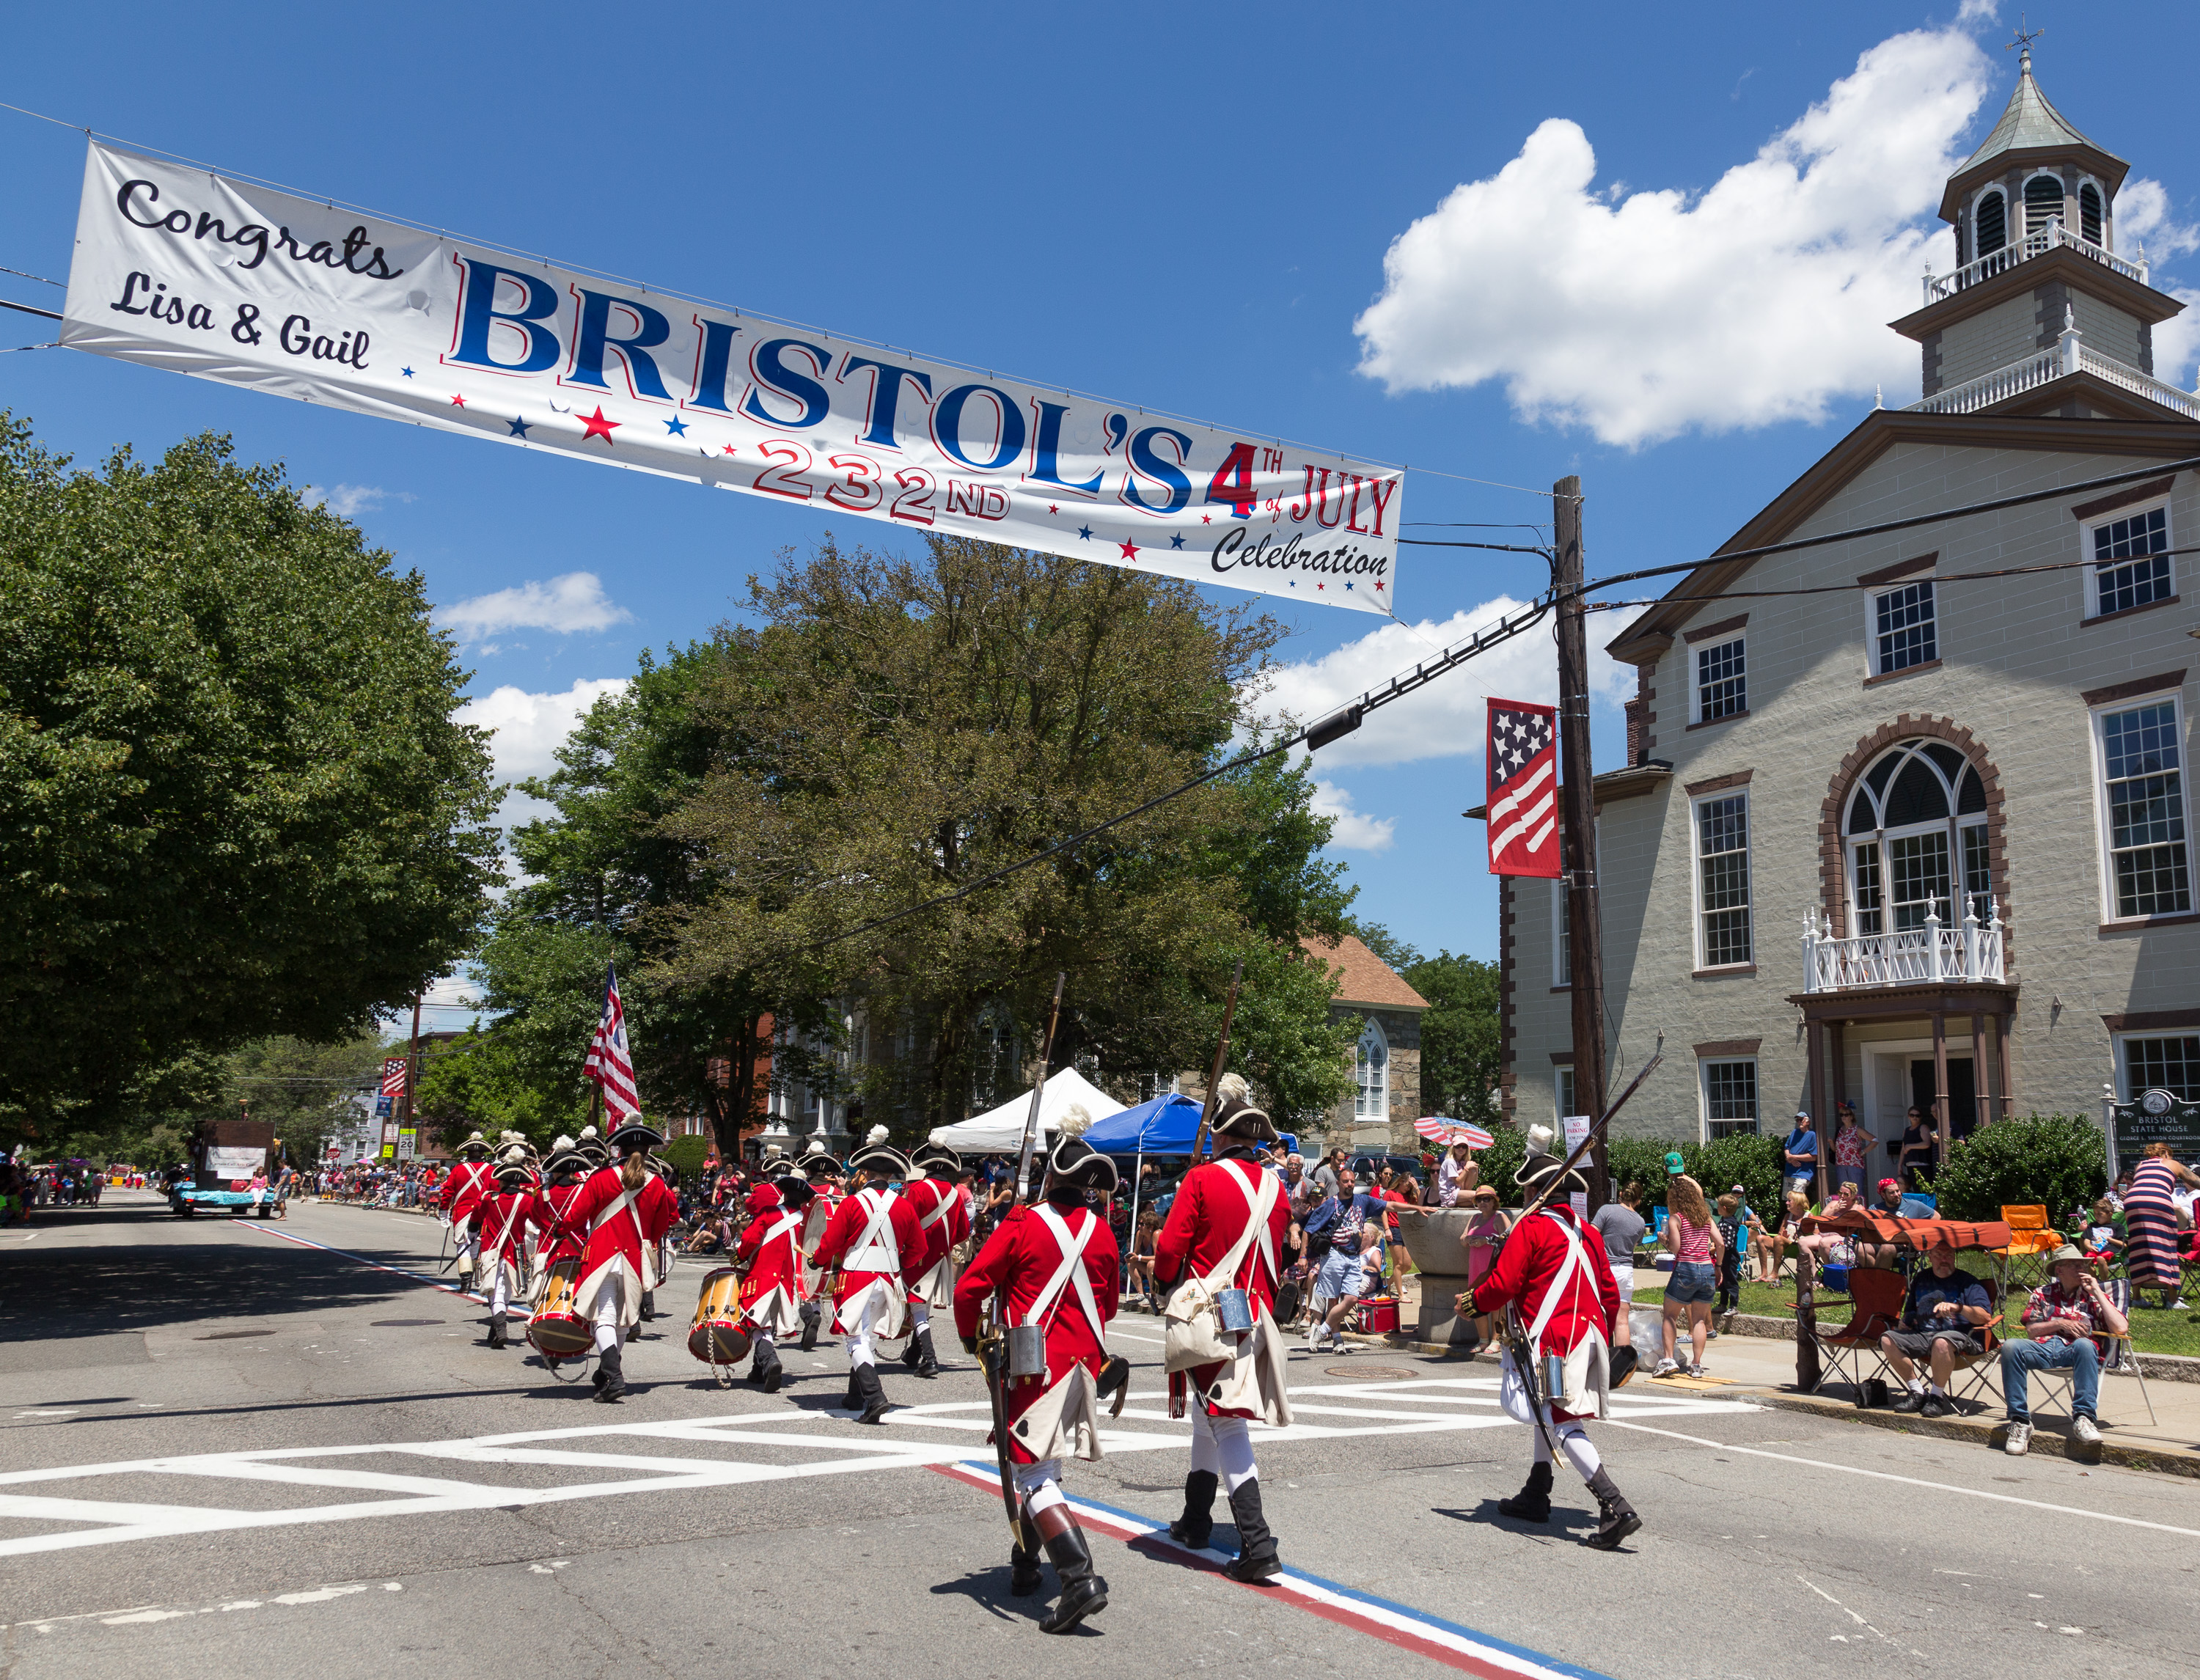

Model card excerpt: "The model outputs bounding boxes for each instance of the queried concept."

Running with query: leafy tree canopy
[1404,950,1500,1124]
[0,416,502,1140]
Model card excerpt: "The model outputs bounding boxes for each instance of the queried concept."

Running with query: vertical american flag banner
[1486,700,1561,878]
[379,1057,409,1098]
[583,964,643,1122]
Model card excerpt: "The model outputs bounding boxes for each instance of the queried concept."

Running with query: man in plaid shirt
[1999,1244,2129,1456]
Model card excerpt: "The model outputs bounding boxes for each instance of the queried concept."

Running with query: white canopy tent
[925,1068,1127,1155]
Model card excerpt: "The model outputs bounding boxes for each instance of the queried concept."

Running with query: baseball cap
[1794,1110,1811,1120]
[1662,1151,1685,1175]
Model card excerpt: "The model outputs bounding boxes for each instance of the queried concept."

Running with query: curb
[1731,1384,2200,1480]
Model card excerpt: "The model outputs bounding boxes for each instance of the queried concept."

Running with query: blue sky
[5,2,2196,1024]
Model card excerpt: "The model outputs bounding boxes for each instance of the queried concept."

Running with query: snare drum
[527,1258,593,1361]
[689,1266,752,1367]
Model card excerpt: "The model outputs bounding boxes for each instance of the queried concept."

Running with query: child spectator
[1714,1193,1745,1324]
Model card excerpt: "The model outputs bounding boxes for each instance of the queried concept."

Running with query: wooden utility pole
[1553,475,1610,1209]
[400,993,423,1159]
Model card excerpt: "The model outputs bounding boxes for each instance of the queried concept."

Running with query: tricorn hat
[494,1158,532,1189]
[774,1175,816,1211]
[609,1119,664,1153]
[911,1141,961,1177]
[1046,1106,1118,1194]
[457,1131,492,1159]
[849,1123,909,1178]
[1517,1124,1585,1197]
[797,1151,843,1180]
[1209,1073,1278,1142]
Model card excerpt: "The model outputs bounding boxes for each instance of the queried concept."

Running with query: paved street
[2,1193,2196,1680]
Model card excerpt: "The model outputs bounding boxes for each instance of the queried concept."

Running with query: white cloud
[1956,0,1998,23]
[458,677,631,787]
[440,572,634,640]
[1250,600,1638,770]
[1308,773,1396,852]
[2117,177,2200,260]
[303,483,411,518]
[1353,28,1992,446]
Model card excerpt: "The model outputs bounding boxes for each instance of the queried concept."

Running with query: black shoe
[595,1345,627,1404]
[751,1343,784,1393]
[1919,1393,1952,1420]
[851,1362,891,1426]
[1167,1470,1218,1549]
[1891,1388,1926,1414]
[1498,1461,1554,1523]
[639,1291,657,1322]
[1039,1521,1109,1633]
[914,1327,940,1379]
[1010,1536,1044,1598]
[799,1304,820,1352]
[591,1362,609,1391]
[485,1312,509,1350]
[1583,1467,1641,1549]
[1222,1479,1281,1583]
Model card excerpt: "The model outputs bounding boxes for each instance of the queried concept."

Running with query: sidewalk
[1351,1274,2200,1478]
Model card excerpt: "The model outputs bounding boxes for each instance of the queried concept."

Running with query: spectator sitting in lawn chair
[1880,1241,1993,1418]
[1855,1178,1915,1272]
[1795,1182,1865,1276]
[2077,1197,2126,1264]
[1999,1245,2129,1457]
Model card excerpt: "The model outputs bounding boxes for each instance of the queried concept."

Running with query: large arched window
[1353,1019,1390,1120]
[971,1002,1018,1112]
[2079,182,2104,246]
[1843,739,1992,933]
[2024,173,2066,239]
[1975,188,2007,258]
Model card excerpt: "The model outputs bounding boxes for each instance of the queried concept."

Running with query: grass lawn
[1629,1266,2200,1359]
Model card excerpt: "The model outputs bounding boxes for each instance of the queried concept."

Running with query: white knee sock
[1557,1424,1602,1483]
[846,1332,875,1370]
[1190,1409,1258,1492]
[593,1322,618,1354]
[909,1301,931,1332]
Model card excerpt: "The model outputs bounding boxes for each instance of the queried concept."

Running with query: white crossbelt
[1024,1204,1105,1340]
[1525,1208,1590,1357]
[843,1186,901,1273]
[1208,1160,1278,1292]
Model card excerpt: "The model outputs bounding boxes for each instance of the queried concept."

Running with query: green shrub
[1932,1115,2108,1223]
[1474,1126,1782,1217]
[660,1134,714,1183]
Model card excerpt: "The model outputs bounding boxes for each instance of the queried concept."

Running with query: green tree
[219,1032,390,1165]
[0,417,502,1142]
[662,537,1359,1134]
[1405,951,1501,1123]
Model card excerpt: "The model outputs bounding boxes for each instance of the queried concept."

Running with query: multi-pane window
[1845,739,1990,932]
[1354,1019,1389,1118]
[2122,1035,2200,1101]
[1888,830,1952,930]
[2091,505,2171,619]
[1555,1066,1575,1125]
[1552,878,1571,986]
[1873,580,1937,675]
[1703,1060,1759,1140]
[2100,700,2192,919]
[1695,793,1753,966]
[1695,637,1746,721]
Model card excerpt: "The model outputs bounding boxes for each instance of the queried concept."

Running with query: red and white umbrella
[1414,1118,1495,1149]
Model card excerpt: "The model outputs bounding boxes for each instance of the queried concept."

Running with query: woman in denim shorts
[1657,1170,1724,1378]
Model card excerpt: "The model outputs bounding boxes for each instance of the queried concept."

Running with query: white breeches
[845,1329,876,1370]
[1530,1417,1602,1483]
[1013,1456,1066,1518]
[909,1300,931,1330]
[592,1281,624,1353]
[488,1258,511,1315]
[1187,1408,1258,1493]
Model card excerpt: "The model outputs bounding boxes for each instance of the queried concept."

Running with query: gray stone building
[1495,50,2200,1156]
[1302,934,1429,1153]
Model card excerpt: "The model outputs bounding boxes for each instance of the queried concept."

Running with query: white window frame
[1699,1057,1761,1141]
[2114,1032,2200,1102]
[2090,690,2196,924]
[1691,789,1754,970]
[2080,494,2174,623]
[1554,1065,1575,1126]
[1692,634,1747,724]
[1863,572,1938,678]
[1353,1018,1390,1120]
[1550,875,1571,988]
[1971,185,2008,258]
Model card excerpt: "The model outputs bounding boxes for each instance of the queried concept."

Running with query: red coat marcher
[1154,1153,1291,1421]
[953,1200,1118,1464]
[440,1159,494,1225]
[535,1178,590,1269]
[810,1183,926,1336]
[900,1176,968,1301]
[469,1188,547,1267]
[736,1205,809,1334]
[1469,1203,1621,1423]
[557,1163,681,1328]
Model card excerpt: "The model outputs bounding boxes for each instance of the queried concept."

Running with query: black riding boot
[1038,1517,1109,1632]
[843,1371,862,1410]
[914,1326,941,1378]
[799,1302,820,1351]
[1584,1467,1642,1549]
[486,1312,508,1349]
[851,1360,891,1426]
[1010,1517,1044,1596]
[1222,1479,1281,1582]
[1499,1459,1553,1522]
[1167,1470,1218,1549]
[639,1290,656,1322]
[594,1343,627,1404]
[901,1330,923,1368]
[750,1339,783,1393]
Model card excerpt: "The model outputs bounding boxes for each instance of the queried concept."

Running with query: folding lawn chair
[1944,1275,2006,1409]
[1809,1266,1905,1401]
[2027,1277,2156,1428]
[1999,1206,2062,1292]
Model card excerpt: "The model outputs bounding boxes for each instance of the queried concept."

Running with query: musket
[1473,1033,1666,1454]
[1187,957,1246,1166]
[1012,972,1067,1206]
[976,1296,1026,1547]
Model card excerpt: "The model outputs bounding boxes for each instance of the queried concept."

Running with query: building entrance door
[1910,1057,1977,1142]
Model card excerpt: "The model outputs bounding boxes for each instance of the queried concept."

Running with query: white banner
[61,144,1400,613]
[205,1146,264,1178]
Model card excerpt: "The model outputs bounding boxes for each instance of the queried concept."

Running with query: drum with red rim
[689,1265,752,1366]
[527,1258,592,1360]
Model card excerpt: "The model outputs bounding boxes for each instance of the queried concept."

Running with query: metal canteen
[1006,1323,1047,1379]
[1542,1351,1570,1406]
[1216,1288,1255,1334]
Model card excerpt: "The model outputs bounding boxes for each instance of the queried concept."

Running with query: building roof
[1302,933,1429,1013]
[1938,54,2128,222]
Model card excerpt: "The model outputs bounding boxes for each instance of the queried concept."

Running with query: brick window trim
[2080,669,2186,708]
[1692,964,1759,980]
[2103,1008,2200,1032]
[1863,658,1943,689]
[2080,594,2181,631]
[1816,715,2011,945]
[1858,551,1937,588]
[1683,613,1749,646]
[2069,476,2177,524]
[1694,1038,1763,1058]
[1685,769,1754,796]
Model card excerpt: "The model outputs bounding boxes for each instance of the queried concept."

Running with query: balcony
[1923,221,2149,307]
[1905,340,2200,422]
[1800,900,2004,994]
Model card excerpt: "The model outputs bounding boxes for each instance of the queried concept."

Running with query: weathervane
[2008,15,2043,69]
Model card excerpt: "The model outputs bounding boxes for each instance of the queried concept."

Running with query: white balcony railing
[2076,345,2200,421]
[1801,900,2005,993]
[1923,221,2149,307]
[1906,335,2200,422]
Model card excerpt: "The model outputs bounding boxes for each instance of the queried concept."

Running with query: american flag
[380,1057,410,1098]
[1485,699,1561,878]
[583,964,643,1122]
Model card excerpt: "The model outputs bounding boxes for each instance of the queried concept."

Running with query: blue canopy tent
[1085,1094,1298,1238]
